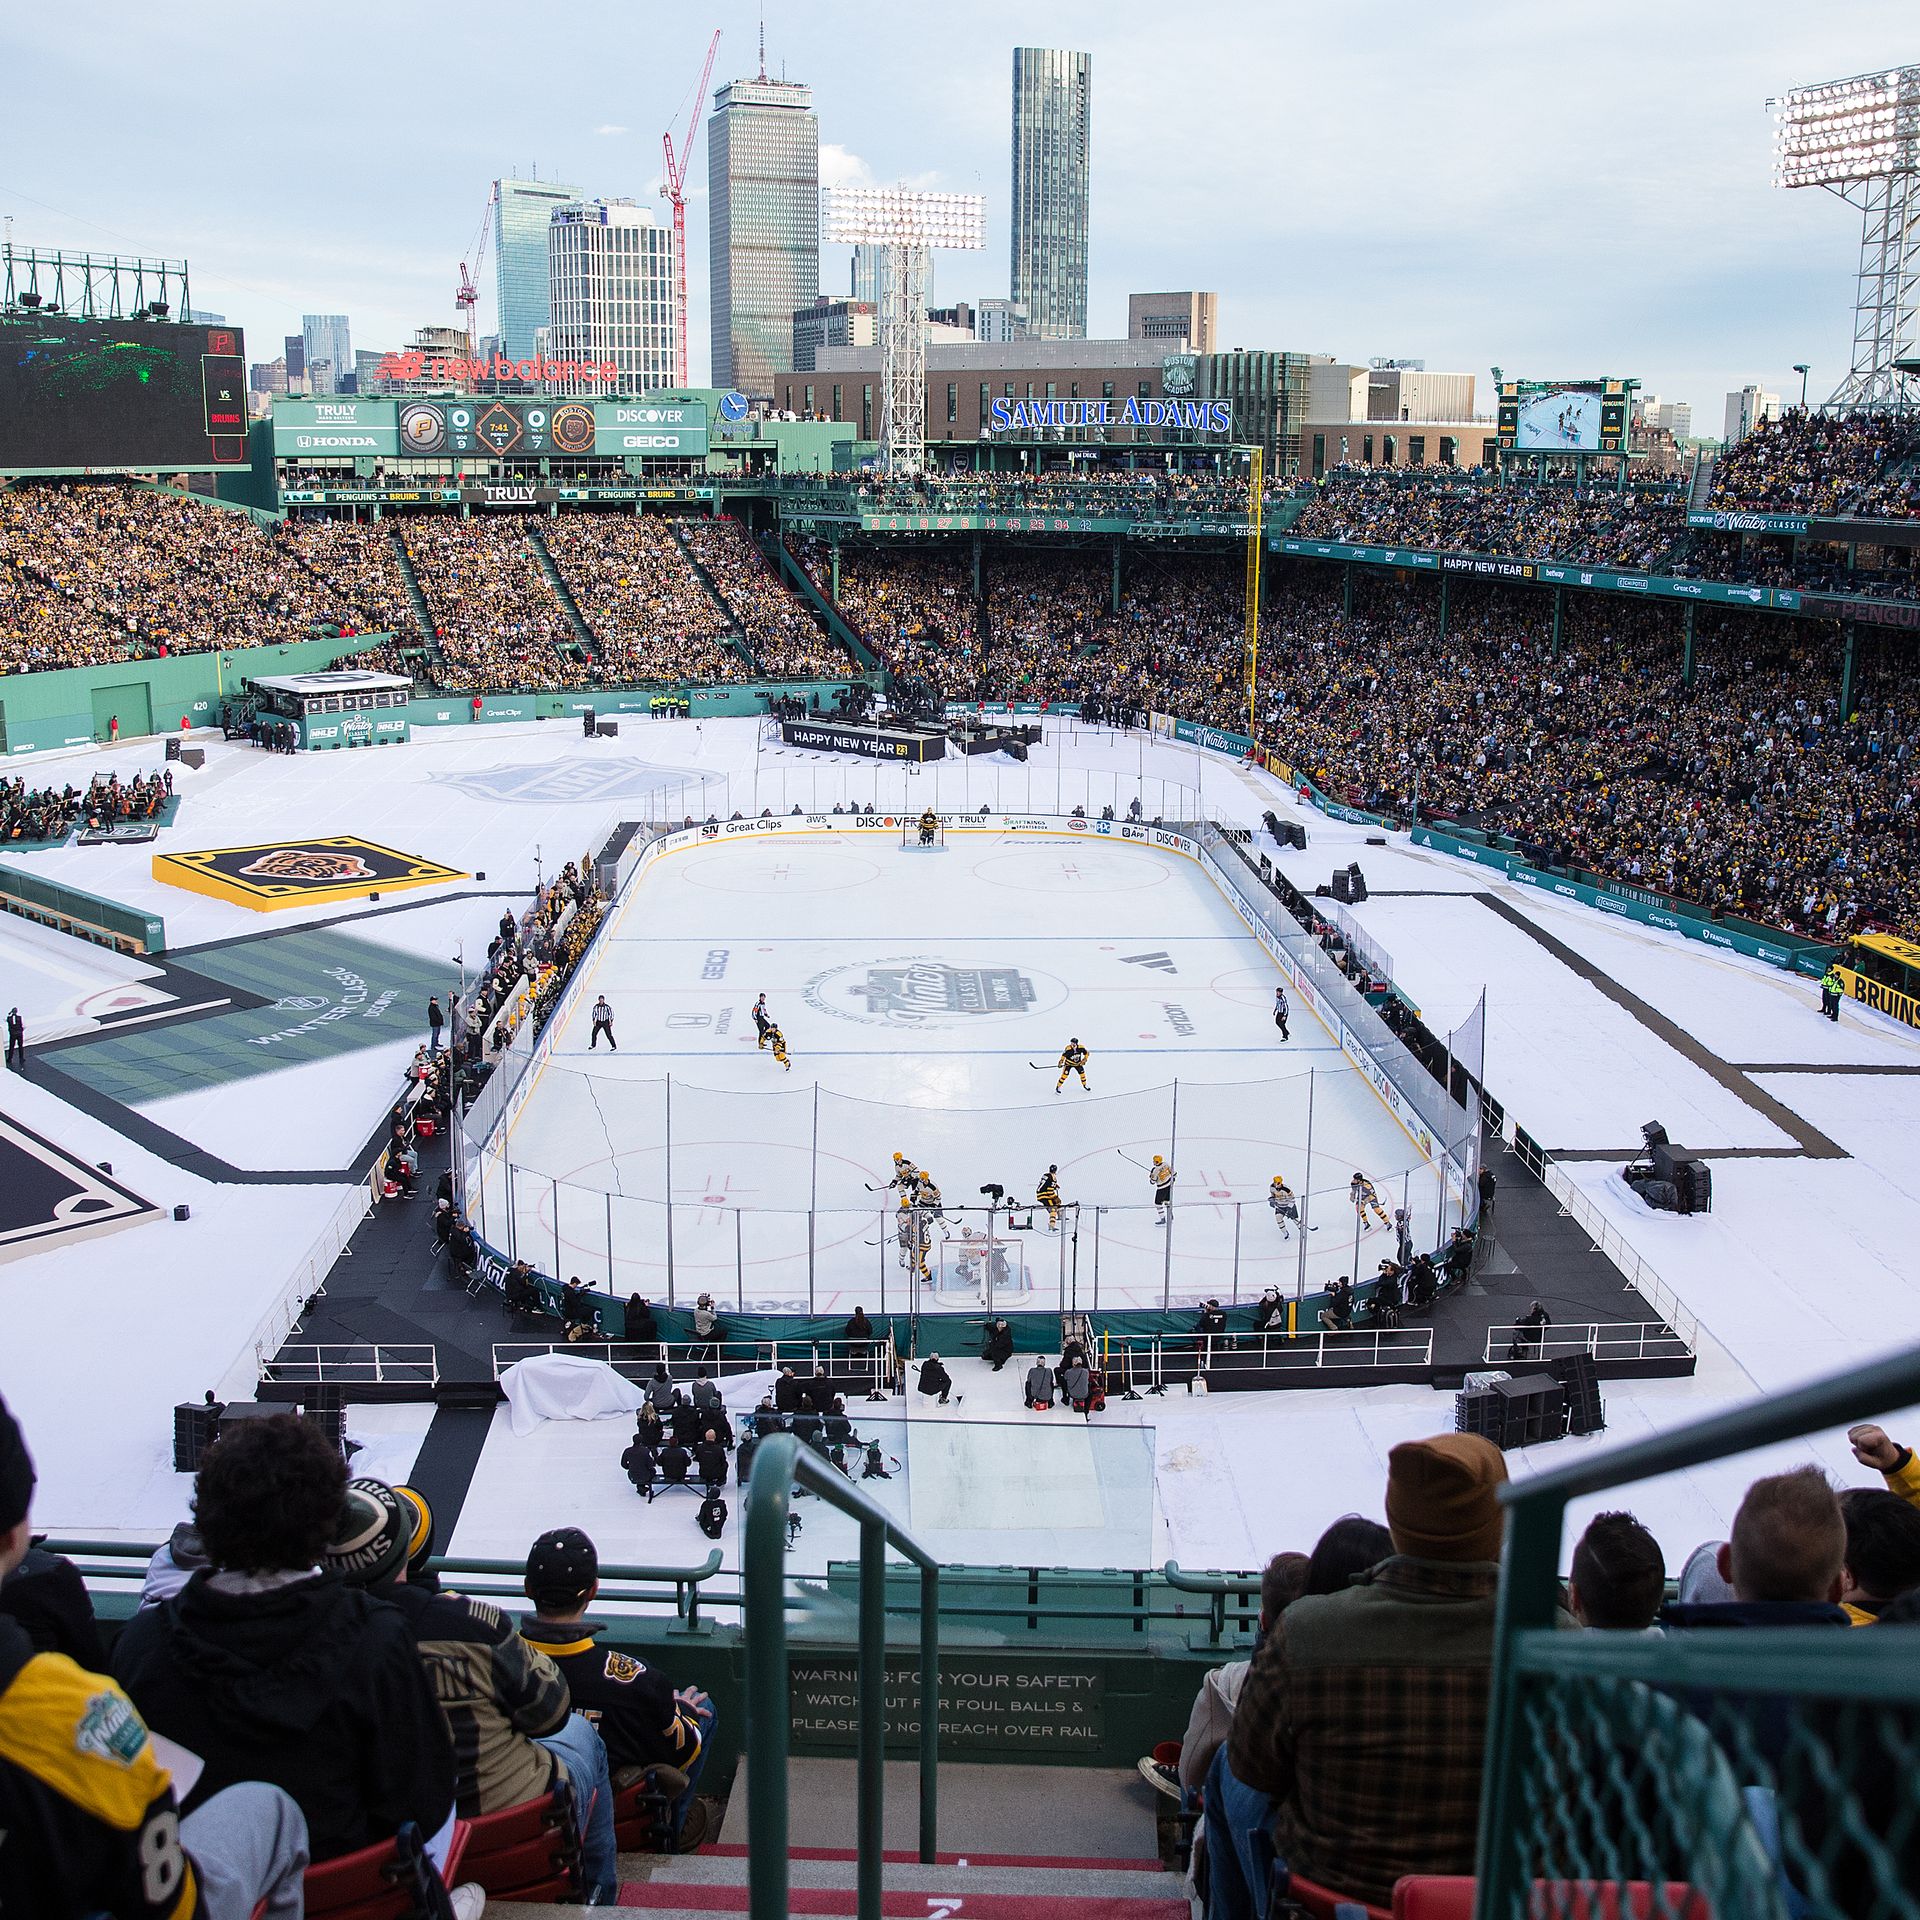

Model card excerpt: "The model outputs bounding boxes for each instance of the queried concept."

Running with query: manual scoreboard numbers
[396,399,597,458]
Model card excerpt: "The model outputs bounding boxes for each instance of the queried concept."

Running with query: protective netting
[469,1067,1459,1313]
[1489,1665,1920,1920]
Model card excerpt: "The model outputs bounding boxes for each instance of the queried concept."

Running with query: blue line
[552,1044,1345,1059]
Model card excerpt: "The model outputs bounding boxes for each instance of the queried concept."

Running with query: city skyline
[1,0,1906,421]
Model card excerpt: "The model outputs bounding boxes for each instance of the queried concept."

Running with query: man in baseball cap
[1222,1434,1513,1910]
[325,1483,620,1904]
[521,1528,715,1849]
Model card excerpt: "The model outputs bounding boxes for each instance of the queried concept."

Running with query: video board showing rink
[1497,376,1631,454]
[271,395,709,458]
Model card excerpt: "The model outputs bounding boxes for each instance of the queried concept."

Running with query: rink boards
[464,815,1465,1316]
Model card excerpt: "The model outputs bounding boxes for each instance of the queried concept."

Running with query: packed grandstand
[4,407,1919,948]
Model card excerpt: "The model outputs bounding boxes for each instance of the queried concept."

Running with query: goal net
[928,1226,1031,1302]
[901,815,947,849]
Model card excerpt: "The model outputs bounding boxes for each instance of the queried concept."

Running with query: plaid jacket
[1226,1555,1500,1907]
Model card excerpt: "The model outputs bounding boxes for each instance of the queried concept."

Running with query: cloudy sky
[2,1,1906,419]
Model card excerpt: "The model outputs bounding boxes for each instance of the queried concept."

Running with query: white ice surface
[7,716,1920,1572]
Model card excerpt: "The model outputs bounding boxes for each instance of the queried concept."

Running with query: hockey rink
[472,827,1451,1315]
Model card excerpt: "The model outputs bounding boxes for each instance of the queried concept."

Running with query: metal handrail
[261,1343,439,1384]
[1162,1560,1265,1644]
[1099,1326,1435,1372]
[491,1336,897,1394]
[1479,1320,1697,1365]
[744,1432,940,1920]
[1475,1339,1920,1920]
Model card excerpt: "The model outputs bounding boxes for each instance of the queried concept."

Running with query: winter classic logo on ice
[802,956,1065,1030]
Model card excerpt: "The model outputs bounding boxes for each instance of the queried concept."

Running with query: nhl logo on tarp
[802,954,1065,1030]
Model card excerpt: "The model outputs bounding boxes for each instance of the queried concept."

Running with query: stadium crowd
[822,544,1920,942]
[678,517,852,679]
[0,1391,717,1916]
[0,483,348,670]
[541,515,747,686]
[1709,409,1920,517]
[1134,1418,1920,1915]
[397,516,577,693]
[1293,469,1688,571]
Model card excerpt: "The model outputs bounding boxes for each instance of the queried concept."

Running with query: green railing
[1162,1560,1265,1646]
[743,1432,941,1920]
[1478,1341,1920,1920]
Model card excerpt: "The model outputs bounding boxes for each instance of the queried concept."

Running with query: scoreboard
[0,316,248,473]
[1497,378,1631,455]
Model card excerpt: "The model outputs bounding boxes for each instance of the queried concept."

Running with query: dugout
[248,668,412,750]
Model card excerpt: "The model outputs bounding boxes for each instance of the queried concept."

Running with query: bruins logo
[239,848,377,882]
[602,1651,644,1684]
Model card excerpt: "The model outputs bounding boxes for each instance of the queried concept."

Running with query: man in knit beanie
[1219,1434,1510,1912]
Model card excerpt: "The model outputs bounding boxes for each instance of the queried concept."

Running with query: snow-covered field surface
[3,714,1916,1573]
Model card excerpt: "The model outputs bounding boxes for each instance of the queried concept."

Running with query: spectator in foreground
[1225,1433,1512,1910]
[322,1479,620,1904]
[111,1416,457,1866]
[1567,1511,1667,1632]
[0,1393,312,1920]
[1849,1422,1920,1507]
[1661,1468,1851,1630]
[1143,1552,1308,1802]
[1836,1489,1920,1623]
[1302,1514,1394,1598]
[519,1527,716,1847]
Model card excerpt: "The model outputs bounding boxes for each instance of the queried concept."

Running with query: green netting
[1491,1662,1920,1920]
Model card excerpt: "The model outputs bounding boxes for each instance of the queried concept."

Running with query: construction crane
[457,184,497,357]
[661,28,720,390]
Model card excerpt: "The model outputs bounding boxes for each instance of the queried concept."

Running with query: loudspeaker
[1346,863,1368,902]
[173,1401,219,1471]
[1677,1160,1712,1214]
[301,1404,347,1460]
[173,1204,191,1222]
[1331,869,1355,903]
[1548,1354,1606,1436]
[597,720,619,737]
[1286,823,1308,849]
[166,736,181,761]
[1494,1372,1568,1448]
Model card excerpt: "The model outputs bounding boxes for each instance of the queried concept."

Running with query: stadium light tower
[1772,64,1920,408]
[823,186,984,474]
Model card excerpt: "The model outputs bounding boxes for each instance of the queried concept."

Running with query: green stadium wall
[0,633,393,758]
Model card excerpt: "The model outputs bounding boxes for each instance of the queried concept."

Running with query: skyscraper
[1010,48,1091,340]
[707,67,819,395]
[301,314,352,396]
[494,174,580,363]
[546,199,678,395]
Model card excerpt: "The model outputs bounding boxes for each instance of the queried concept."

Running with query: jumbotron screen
[1497,378,1630,455]
[0,315,249,472]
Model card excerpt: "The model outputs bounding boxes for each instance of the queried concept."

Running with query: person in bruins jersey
[895,1194,930,1279]
[764,1023,791,1071]
[0,1394,313,1920]
[1055,1037,1090,1093]
[1150,1154,1176,1222]
[1036,1163,1063,1231]
[917,808,940,846]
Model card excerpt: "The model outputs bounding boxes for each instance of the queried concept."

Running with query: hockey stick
[1116,1151,1151,1172]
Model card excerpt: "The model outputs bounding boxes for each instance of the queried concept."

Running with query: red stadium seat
[303,1820,469,1920]
[1279,1870,1393,1919]
[460,1779,584,1902]
[611,1770,675,1852]
[1389,1880,1711,1920]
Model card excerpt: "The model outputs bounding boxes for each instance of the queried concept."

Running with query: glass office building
[547,199,678,394]
[1010,48,1092,340]
[494,175,580,363]
[707,75,819,396]
[301,314,352,396]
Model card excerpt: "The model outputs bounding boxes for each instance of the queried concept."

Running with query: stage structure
[823,185,984,476]
[1772,64,1920,408]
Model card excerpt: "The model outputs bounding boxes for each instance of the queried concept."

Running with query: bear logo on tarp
[238,848,377,882]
